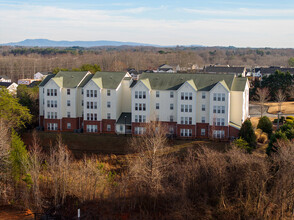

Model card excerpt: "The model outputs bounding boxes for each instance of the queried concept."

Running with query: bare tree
[128,121,171,209]
[275,89,286,113]
[287,85,294,100]
[255,87,271,117]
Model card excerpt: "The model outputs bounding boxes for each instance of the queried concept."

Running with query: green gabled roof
[39,74,55,87]
[79,74,93,87]
[218,80,230,91]
[54,71,89,88]
[138,73,246,91]
[140,78,151,90]
[92,77,103,88]
[92,72,126,89]
[52,77,63,88]
[186,79,197,91]
[231,77,248,91]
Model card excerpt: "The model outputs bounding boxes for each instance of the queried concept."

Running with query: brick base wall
[196,123,209,138]
[39,116,44,128]
[209,125,230,139]
[102,119,116,134]
[177,124,196,139]
[84,121,102,133]
[229,126,240,138]
[44,119,61,131]
[62,118,79,132]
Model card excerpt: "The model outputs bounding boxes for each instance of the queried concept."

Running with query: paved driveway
[249,104,294,117]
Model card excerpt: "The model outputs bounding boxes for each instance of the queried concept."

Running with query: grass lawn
[266,101,294,114]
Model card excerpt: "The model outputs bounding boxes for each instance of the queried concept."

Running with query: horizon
[1,0,294,48]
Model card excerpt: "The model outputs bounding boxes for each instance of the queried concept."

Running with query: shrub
[240,119,257,148]
[233,138,252,153]
[257,116,273,136]
[286,116,294,121]
[259,133,268,144]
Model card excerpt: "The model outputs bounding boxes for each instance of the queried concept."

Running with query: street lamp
[277,111,281,130]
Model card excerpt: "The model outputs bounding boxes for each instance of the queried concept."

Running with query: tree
[239,119,257,148]
[275,89,286,113]
[9,130,28,181]
[128,121,170,208]
[288,57,294,67]
[254,87,271,117]
[17,85,39,128]
[257,116,273,136]
[80,64,101,73]
[0,88,32,128]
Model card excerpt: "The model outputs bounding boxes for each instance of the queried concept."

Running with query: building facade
[39,71,249,139]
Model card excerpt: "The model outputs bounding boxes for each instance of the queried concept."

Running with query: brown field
[266,101,294,114]
[250,116,276,128]
[22,131,230,158]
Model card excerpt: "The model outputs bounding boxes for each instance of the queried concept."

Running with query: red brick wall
[44,119,61,132]
[39,116,44,127]
[196,123,209,138]
[102,119,116,134]
[62,118,79,132]
[177,124,196,139]
[229,126,240,138]
[209,125,230,139]
[83,121,102,133]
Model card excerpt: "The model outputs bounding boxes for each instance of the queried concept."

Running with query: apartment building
[39,71,249,139]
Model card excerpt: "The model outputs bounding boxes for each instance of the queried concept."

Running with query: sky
[0,0,294,47]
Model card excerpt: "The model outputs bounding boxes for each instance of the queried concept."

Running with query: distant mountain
[1,39,160,47]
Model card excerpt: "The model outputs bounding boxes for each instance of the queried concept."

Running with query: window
[135,127,146,135]
[156,103,159,110]
[180,129,192,137]
[185,92,188,100]
[170,115,174,122]
[67,112,70,118]
[181,105,184,112]
[139,91,142,99]
[67,100,70,107]
[107,101,111,108]
[213,93,217,101]
[90,90,93,97]
[54,89,57,96]
[87,90,89,97]
[181,92,184,100]
[189,105,192,112]
[156,91,159,97]
[67,89,70,95]
[107,124,111,131]
[221,118,225,126]
[67,123,71,129]
[170,91,174,98]
[54,112,57,119]
[54,100,57,107]
[202,92,206,99]
[217,106,221,114]
[47,100,50,107]
[143,103,146,111]
[201,129,206,136]
[120,125,123,131]
[87,125,97,133]
[170,103,174,110]
[222,106,225,114]
[94,90,97,97]
[107,113,111,119]
[189,92,192,100]
[107,90,111,96]
[135,103,138,111]
[169,127,174,134]
[202,104,205,111]
[214,130,225,138]
[82,100,84,106]
[222,93,225,101]
[217,93,221,101]
[135,91,138,99]
[135,115,138,122]
[81,89,84,95]
[213,106,217,113]
[143,91,146,99]
[181,117,192,125]
[201,117,205,123]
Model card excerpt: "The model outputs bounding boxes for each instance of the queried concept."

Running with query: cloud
[183,8,294,18]
[0,5,293,47]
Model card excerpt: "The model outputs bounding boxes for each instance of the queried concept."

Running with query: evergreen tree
[239,119,257,148]
[257,116,273,136]
[9,130,28,181]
